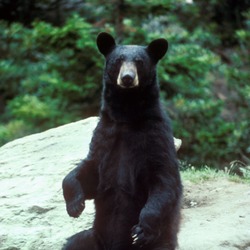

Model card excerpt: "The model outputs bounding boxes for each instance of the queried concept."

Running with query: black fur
[62,32,182,250]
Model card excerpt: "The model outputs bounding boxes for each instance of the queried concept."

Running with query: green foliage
[0,1,249,168]
[0,15,102,145]
[223,53,250,161]
[181,164,250,184]
[177,0,250,46]
[0,120,33,146]
[172,97,238,164]
[149,21,236,165]
[181,165,225,183]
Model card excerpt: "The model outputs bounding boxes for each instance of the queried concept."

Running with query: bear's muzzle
[117,62,139,88]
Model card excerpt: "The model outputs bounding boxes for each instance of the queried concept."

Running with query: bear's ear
[147,38,168,63]
[97,32,116,57]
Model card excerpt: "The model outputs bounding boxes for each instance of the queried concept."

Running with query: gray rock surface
[0,117,97,250]
[0,117,249,250]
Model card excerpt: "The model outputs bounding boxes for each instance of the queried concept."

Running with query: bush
[138,19,249,167]
[0,15,102,145]
[0,7,249,168]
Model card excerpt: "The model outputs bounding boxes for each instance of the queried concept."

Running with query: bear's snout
[121,73,135,87]
[117,62,139,88]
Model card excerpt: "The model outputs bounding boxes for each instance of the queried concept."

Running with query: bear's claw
[131,225,146,247]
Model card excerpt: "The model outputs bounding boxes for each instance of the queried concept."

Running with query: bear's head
[97,32,168,89]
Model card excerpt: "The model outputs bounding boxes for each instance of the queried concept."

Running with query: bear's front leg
[131,175,181,249]
[62,164,85,218]
[63,158,99,218]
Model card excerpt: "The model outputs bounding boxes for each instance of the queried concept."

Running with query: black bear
[62,32,182,250]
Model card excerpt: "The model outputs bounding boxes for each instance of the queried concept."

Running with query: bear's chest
[98,124,148,195]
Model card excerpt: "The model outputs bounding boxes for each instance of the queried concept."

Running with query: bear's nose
[121,73,135,87]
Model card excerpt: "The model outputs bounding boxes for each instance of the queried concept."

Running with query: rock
[0,117,97,250]
[0,116,249,250]
[174,138,182,152]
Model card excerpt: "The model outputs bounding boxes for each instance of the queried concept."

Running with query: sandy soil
[0,117,249,250]
[180,179,250,250]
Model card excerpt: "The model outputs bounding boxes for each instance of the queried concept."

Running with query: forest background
[0,0,249,169]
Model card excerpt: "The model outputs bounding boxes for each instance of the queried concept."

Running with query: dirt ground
[179,179,250,250]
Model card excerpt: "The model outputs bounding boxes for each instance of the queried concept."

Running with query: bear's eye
[135,59,143,66]
[115,58,123,64]
[115,55,125,65]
